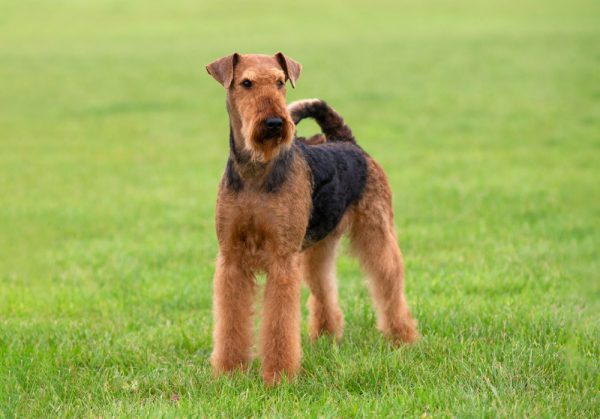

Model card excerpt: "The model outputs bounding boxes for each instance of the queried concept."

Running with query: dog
[205,52,418,384]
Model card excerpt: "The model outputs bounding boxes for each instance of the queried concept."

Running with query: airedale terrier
[206,52,419,384]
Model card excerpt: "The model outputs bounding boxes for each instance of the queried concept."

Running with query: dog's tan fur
[206,53,418,385]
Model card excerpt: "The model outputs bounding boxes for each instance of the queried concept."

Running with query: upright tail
[288,99,355,143]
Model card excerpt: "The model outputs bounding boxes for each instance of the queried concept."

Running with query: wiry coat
[206,53,418,385]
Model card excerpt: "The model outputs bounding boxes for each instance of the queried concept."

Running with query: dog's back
[289,99,368,246]
[295,140,367,246]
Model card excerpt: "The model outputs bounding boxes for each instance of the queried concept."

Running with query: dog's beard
[242,118,294,163]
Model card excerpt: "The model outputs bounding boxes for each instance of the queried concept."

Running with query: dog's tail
[288,99,355,143]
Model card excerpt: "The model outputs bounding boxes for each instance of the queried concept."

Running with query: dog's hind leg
[349,160,419,345]
[302,233,345,341]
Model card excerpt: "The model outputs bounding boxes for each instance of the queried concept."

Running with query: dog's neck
[226,123,293,193]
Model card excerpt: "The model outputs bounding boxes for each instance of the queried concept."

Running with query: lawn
[1,0,599,416]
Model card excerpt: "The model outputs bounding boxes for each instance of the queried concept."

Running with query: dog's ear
[275,52,302,88]
[206,53,240,89]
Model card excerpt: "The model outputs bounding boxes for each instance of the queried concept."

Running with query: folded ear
[275,52,302,88]
[206,53,240,88]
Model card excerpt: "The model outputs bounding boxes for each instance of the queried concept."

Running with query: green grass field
[1,0,599,416]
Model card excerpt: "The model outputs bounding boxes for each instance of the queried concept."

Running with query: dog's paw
[385,317,420,346]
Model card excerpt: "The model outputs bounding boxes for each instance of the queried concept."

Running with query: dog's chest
[231,212,270,257]
[217,173,312,260]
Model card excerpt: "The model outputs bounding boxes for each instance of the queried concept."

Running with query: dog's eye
[277,80,284,89]
[241,79,252,89]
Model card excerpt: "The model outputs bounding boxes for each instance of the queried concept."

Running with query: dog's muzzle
[262,116,284,138]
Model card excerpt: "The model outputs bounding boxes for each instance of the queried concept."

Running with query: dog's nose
[265,117,283,129]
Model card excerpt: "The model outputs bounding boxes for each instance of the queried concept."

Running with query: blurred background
[1,0,598,416]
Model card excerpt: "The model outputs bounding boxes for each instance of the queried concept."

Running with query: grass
[1,0,599,416]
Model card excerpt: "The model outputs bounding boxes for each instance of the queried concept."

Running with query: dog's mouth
[259,129,283,142]
[240,115,294,162]
[253,117,293,143]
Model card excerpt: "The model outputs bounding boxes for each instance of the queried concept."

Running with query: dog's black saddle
[295,140,367,246]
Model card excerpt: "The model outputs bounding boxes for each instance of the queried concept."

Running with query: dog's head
[206,53,301,162]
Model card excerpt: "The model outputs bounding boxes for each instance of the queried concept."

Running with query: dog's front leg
[260,254,302,385]
[211,254,256,375]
